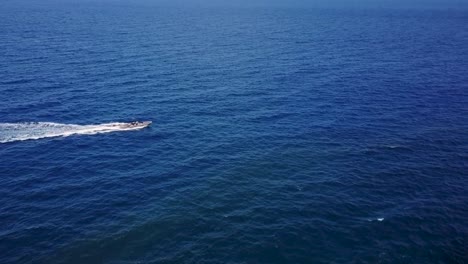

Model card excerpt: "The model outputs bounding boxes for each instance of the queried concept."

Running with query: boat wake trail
[0,122,148,143]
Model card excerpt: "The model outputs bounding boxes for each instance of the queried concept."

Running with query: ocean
[0,1,467,263]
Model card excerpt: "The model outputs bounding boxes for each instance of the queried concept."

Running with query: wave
[0,122,148,143]
[367,217,385,222]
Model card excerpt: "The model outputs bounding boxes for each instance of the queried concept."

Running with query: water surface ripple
[1,2,467,264]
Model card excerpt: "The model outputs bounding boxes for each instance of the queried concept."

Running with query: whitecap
[366,217,385,222]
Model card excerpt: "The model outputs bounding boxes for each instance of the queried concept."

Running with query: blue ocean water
[1,1,467,263]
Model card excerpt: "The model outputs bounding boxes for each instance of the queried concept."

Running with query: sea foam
[0,122,146,143]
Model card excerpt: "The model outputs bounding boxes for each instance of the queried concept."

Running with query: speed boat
[118,121,152,129]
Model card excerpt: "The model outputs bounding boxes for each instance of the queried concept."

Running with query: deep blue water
[1,1,468,263]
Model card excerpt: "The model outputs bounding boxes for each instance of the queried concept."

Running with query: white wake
[0,122,147,143]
